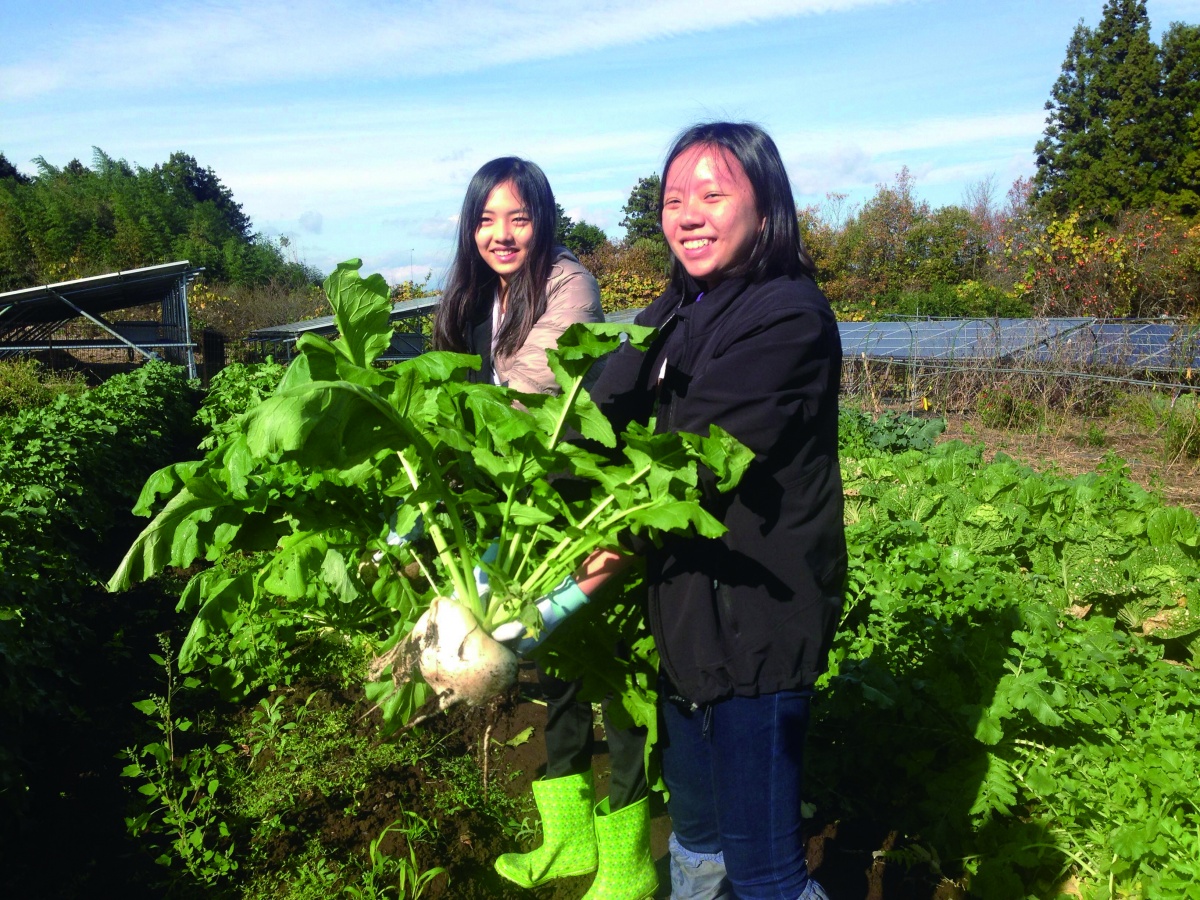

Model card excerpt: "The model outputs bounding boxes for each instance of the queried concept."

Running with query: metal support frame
[19,272,200,379]
[245,302,436,364]
[160,276,197,378]
[49,289,159,362]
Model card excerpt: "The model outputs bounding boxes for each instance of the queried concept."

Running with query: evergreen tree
[1096,0,1165,209]
[0,159,35,289]
[620,174,662,244]
[0,154,31,185]
[153,152,252,240]
[0,149,314,290]
[1034,0,1168,219]
[1160,22,1200,216]
[562,221,609,256]
[554,203,574,246]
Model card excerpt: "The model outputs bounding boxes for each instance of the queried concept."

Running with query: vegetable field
[2,274,1199,898]
[817,413,1200,898]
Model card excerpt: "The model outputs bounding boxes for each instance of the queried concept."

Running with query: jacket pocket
[715,578,740,639]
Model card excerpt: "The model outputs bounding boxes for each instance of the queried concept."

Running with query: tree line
[800,0,1200,320]
[0,148,319,293]
[598,1,1200,321]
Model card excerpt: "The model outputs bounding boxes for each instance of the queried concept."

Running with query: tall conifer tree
[620,175,663,244]
[1035,0,1167,219]
[1160,22,1200,216]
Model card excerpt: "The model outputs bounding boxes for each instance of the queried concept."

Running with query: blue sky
[3,0,1199,286]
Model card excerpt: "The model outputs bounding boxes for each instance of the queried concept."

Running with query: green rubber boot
[581,795,659,900]
[494,771,598,887]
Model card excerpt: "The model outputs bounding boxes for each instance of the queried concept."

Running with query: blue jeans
[660,683,826,900]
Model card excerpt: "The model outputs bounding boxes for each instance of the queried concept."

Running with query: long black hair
[659,122,815,291]
[434,157,558,358]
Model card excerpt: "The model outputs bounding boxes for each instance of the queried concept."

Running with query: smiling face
[474,180,533,293]
[661,144,764,288]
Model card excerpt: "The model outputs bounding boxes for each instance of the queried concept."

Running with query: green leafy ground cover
[0,360,198,810]
[817,414,1200,898]
[104,372,1200,898]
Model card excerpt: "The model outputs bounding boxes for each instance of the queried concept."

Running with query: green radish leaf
[549,321,657,382]
[281,343,331,386]
[626,501,726,538]
[265,531,331,601]
[402,350,481,382]
[523,388,617,448]
[109,480,229,590]
[324,258,392,367]
[320,548,360,604]
[130,460,202,517]
[179,573,253,672]
[245,381,411,466]
[679,425,756,492]
[508,505,558,526]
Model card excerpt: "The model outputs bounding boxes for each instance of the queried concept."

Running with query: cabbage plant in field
[109,259,751,731]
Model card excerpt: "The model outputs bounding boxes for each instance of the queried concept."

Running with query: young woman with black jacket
[575,122,845,899]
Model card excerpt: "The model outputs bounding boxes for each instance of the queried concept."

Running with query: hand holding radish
[491,575,590,655]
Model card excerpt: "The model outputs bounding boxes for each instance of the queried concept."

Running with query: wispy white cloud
[780,111,1044,197]
[0,0,909,101]
[376,264,438,286]
[782,111,1044,160]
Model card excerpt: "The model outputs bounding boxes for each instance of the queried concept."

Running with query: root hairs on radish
[370,597,517,726]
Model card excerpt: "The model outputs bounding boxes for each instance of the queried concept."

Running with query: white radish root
[370,597,517,727]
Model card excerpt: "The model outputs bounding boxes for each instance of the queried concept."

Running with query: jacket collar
[668,274,754,332]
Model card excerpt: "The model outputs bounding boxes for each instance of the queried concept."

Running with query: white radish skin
[412,597,517,711]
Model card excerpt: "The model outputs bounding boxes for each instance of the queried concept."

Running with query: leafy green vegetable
[0,361,196,815]
[109,258,752,731]
[820,436,1200,897]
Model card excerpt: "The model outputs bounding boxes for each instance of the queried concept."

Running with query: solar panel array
[839,318,1200,372]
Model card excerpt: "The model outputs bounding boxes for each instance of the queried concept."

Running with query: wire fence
[841,317,1200,410]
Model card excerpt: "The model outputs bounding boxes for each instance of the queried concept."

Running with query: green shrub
[1085,421,1108,448]
[578,240,669,314]
[196,359,287,448]
[977,386,1040,430]
[887,281,1033,319]
[0,360,198,814]
[839,407,946,457]
[0,358,87,416]
[1113,391,1162,432]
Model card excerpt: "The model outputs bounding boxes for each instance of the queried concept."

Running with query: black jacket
[588,272,846,704]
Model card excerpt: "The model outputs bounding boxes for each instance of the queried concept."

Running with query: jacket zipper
[663,310,689,434]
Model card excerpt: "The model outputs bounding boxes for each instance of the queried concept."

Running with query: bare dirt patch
[938,413,1200,514]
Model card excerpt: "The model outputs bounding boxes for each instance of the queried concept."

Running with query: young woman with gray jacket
[432,156,658,900]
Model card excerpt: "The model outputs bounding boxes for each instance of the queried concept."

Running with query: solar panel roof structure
[0,261,201,376]
[246,295,440,340]
[244,301,1200,379]
[1044,321,1200,370]
[837,318,1094,361]
[603,308,641,326]
[839,317,1200,374]
[244,296,440,362]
